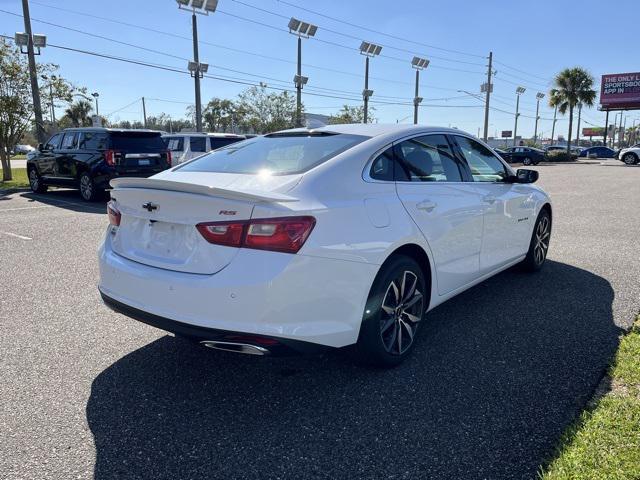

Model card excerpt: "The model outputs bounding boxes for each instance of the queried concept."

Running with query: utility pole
[534,92,545,145]
[191,12,202,132]
[622,115,627,147]
[618,111,624,148]
[604,110,609,147]
[575,103,582,148]
[21,0,46,144]
[551,105,558,144]
[482,51,493,142]
[142,97,147,128]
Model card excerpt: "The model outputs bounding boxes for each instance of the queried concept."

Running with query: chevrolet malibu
[99,124,552,366]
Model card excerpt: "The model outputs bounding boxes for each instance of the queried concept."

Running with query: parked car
[27,128,171,201]
[162,133,246,165]
[545,145,579,159]
[99,124,552,366]
[13,144,36,155]
[578,146,616,159]
[498,146,546,165]
[618,144,640,165]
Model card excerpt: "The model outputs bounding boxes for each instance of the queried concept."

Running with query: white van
[162,133,246,166]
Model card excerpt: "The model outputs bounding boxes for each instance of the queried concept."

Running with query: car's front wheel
[79,172,102,201]
[521,209,551,272]
[623,153,638,165]
[355,255,427,367]
[28,167,47,193]
[523,157,533,166]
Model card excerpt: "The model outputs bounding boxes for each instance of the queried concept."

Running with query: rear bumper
[100,292,326,355]
[98,230,378,348]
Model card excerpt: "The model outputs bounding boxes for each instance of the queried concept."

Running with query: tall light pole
[288,18,317,128]
[91,92,100,116]
[534,92,545,145]
[513,86,526,147]
[575,102,582,148]
[618,111,624,148]
[40,74,56,127]
[551,105,558,145]
[482,51,493,142]
[176,0,217,132]
[410,56,429,124]
[360,41,382,124]
[16,0,47,144]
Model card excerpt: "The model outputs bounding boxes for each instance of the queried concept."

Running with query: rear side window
[45,133,62,150]
[190,136,207,153]
[61,132,79,150]
[164,137,184,152]
[370,147,395,181]
[109,133,165,152]
[454,135,508,182]
[395,135,463,182]
[79,132,108,150]
[209,137,244,150]
[177,133,368,175]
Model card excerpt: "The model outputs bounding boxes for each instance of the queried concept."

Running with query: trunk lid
[109,173,300,274]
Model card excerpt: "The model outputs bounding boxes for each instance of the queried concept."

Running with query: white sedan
[99,124,552,366]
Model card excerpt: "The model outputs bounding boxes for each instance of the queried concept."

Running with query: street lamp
[91,92,100,116]
[288,17,318,128]
[513,86,526,147]
[360,41,382,123]
[534,92,545,145]
[411,56,429,125]
[40,74,57,127]
[176,0,217,132]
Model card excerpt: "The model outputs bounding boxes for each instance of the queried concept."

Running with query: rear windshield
[177,133,367,175]
[110,132,165,151]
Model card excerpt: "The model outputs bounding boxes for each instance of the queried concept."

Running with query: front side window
[369,147,394,181]
[45,133,62,150]
[190,136,207,153]
[177,132,367,175]
[454,135,508,183]
[395,134,463,182]
[61,132,78,150]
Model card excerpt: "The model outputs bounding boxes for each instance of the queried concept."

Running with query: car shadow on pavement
[20,190,107,213]
[87,260,620,480]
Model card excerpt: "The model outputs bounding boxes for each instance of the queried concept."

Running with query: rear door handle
[483,195,497,204]
[416,200,437,212]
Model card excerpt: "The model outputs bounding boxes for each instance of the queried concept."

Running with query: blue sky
[2,0,639,138]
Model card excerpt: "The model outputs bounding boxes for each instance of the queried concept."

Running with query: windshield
[176,132,368,175]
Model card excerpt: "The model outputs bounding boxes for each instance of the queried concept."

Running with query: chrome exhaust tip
[200,340,270,356]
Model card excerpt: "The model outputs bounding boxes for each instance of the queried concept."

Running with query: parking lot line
[0,230,32,240]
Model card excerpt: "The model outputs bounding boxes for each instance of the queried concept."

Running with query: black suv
[27,128,171,201]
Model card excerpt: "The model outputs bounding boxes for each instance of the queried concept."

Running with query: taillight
[105,149,116,166]
[165,150,172,167]
[107,201,121,226]
[196,216,315,254]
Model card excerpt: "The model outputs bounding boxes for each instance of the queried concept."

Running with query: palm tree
[549,68,596,154]
[64,99,93,127]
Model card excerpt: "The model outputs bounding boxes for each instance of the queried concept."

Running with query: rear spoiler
[110,177,298,203]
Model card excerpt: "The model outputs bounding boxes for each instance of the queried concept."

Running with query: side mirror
[515,168,538,184]
[38,143,44,152]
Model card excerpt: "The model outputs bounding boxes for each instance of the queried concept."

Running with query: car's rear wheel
[521,209,551,272]
[623,153,638,165]
[79,172,102,201]
[355,255,427,367]
[28,167,47,193]
[523,157,533,166]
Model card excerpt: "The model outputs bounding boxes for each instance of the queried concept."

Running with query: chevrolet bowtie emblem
[142,202,158,212]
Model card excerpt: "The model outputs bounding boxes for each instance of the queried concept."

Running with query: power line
[493,60,553,83]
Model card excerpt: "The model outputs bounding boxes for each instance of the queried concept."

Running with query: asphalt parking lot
[1,159,639,480]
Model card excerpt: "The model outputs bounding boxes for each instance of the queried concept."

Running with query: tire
[523,157,533,166]
[28,167,47,193]
[623,153,638,165]
[355,255,427,367]
[520,209,551,272]
[79,172,102,201]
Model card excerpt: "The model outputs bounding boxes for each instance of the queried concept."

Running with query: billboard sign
[501,130,512,138]
[600,73,640,110]
[582,127,605,136]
